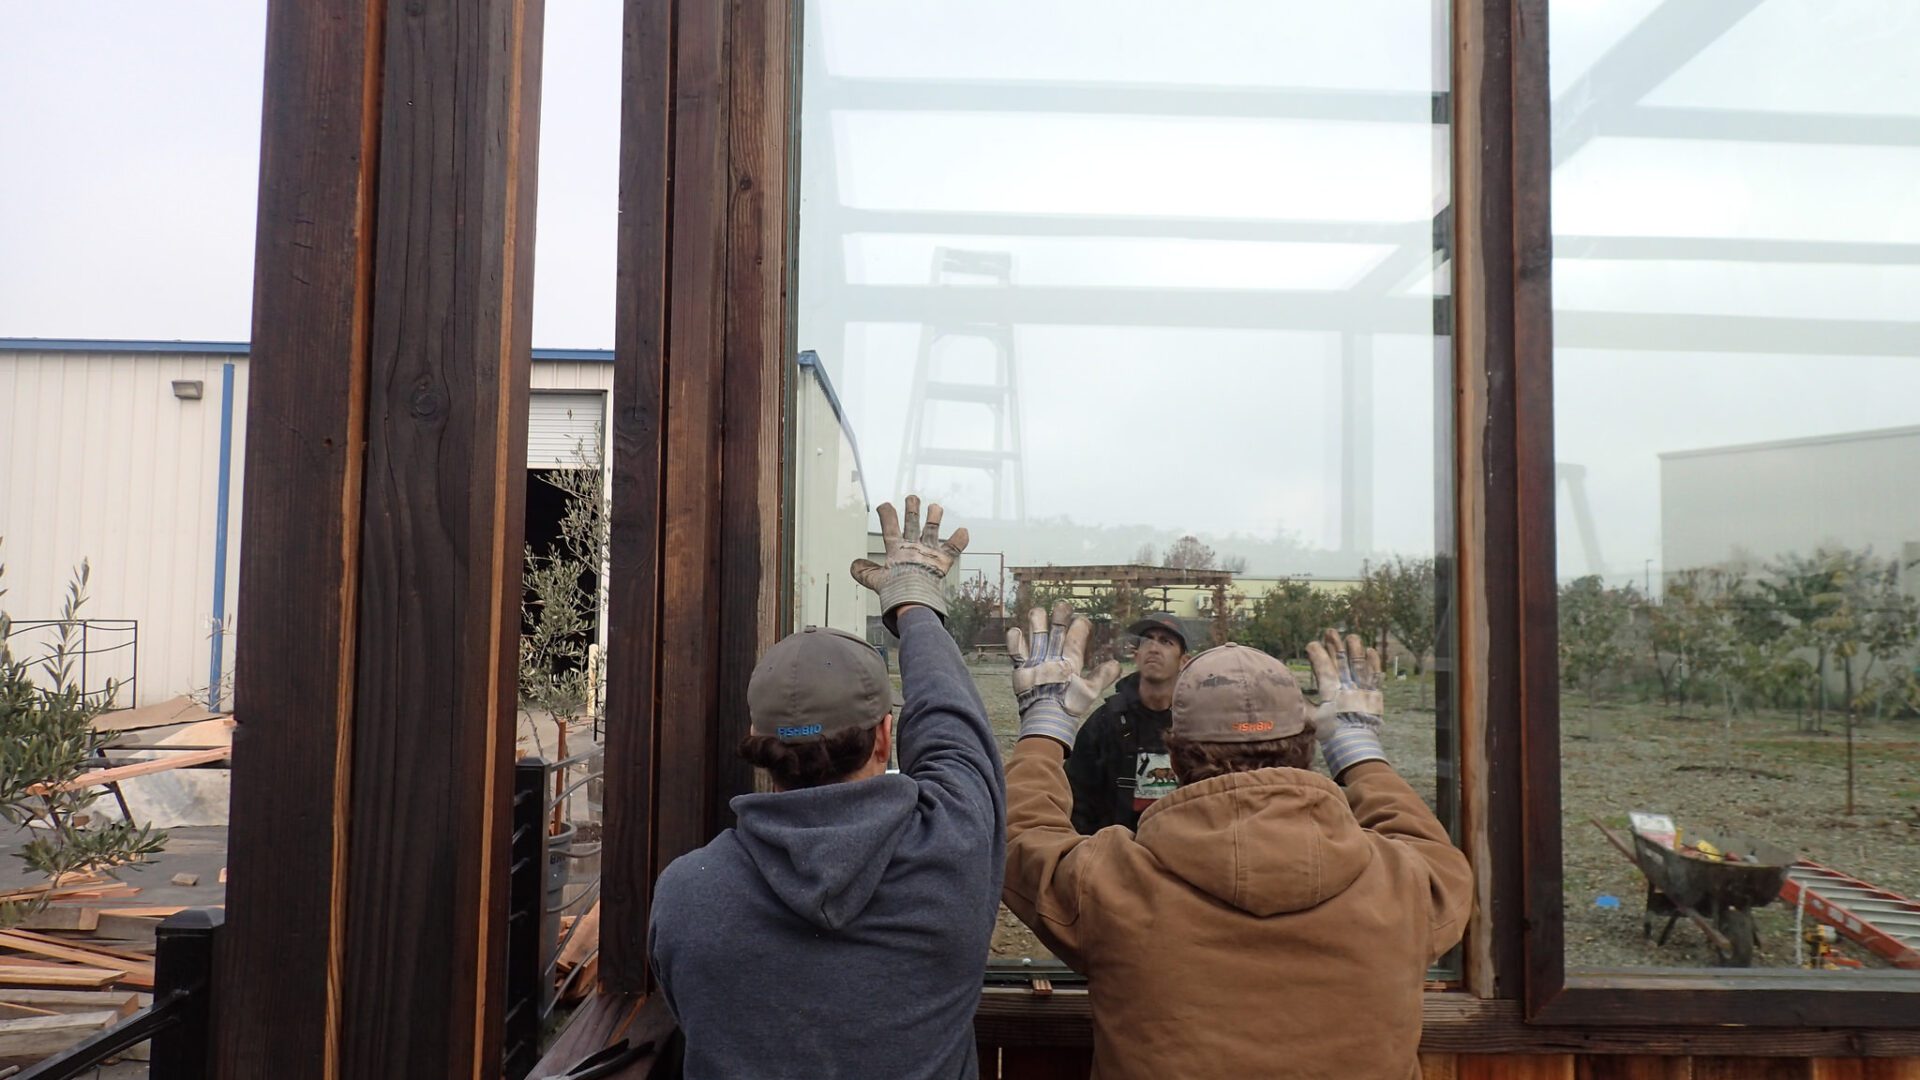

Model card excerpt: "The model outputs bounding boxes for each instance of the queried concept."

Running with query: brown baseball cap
[748,627,898,743]
[1171,643,1309,743]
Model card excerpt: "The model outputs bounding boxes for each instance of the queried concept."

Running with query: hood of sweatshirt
[728,772,921,930]
[1132,766,1374,916]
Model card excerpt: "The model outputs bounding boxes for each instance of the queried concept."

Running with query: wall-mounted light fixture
[172,379,205,400]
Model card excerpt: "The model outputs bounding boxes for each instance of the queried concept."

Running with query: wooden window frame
[1501,0,1920,1039]
[588,0,1920,1056]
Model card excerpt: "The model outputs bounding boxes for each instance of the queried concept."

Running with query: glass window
[1551,0,1920,973]
[792,0,1456,968]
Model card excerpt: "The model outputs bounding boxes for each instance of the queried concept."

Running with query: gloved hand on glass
[1007,600,1122,750]
[1306,628,1388,779]
[850,495,968,634]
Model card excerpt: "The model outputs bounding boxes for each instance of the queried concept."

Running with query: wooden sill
[975,988,1920,1057]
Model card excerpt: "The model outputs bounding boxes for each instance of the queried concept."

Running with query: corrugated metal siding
[528,391,605,469]
[0,348,603,707]
[0,349,247,707]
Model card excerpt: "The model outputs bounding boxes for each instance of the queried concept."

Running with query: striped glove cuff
[1320,724,1388,779]
[1017,699,1078,751]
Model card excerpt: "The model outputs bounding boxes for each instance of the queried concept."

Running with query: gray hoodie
[649,606,1006,1080]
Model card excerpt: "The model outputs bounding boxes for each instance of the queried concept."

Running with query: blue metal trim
[0,338,614,362]
[0,337,252,355]
[208,363,236,711]
[796,350,872,511]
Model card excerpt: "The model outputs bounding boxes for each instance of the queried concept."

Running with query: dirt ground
[1561,700,1919,971]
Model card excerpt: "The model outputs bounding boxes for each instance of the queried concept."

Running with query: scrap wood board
[0,931,152,988]
[0,989,142,1016]
[0,1008,121,1061]
[32,745,230,793]
[0,965,125,988]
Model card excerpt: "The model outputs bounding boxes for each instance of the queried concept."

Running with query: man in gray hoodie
[649,497,1003,1080]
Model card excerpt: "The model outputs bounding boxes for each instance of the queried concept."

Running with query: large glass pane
[1552,1,1920,973]
[791,0,1456,968]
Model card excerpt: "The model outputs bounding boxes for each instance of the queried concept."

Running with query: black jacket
[1064,672,1174,834]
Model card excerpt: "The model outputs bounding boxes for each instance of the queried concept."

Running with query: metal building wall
[1660,426,1920,577]
[0,345,617,708]
[0,345,248,707]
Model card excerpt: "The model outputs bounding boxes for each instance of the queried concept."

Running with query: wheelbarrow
[1591,818,1793,967]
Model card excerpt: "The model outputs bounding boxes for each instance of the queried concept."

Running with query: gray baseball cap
[1126,612,1190,652]
[1170,643,1309,743]
[748,626,898,742]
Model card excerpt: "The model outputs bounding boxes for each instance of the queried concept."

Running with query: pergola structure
[1009,563,1234,642]
[209,1,1920,1078]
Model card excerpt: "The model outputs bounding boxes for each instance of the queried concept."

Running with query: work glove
[1306,628,1388,779]
[850,495,968,635]
[1008,601,1122,750]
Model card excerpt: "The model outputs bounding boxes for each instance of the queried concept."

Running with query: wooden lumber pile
[0,988,146,1066]
[554,899,600,1006]
[0,873,157,992]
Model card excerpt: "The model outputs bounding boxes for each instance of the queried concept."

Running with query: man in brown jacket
[1003,622,1472,1080]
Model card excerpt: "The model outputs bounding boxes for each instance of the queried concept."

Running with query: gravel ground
[1561,701,1919,971]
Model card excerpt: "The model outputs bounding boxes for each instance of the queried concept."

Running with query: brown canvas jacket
[1003,739,1473,1080]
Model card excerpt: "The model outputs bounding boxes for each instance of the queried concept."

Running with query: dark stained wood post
[219,0,544,1075]
[599,0,794,995]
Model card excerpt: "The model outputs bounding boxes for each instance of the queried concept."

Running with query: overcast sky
[3,1,1915,581]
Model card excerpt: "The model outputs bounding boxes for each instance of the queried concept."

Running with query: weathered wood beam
[218,0,384,1072]
[600,0,793,994]
[220,0,543,1074]
[598,0,675,998]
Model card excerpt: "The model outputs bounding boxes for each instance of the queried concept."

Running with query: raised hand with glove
[1306,628,1388,779]
[1007,601,1123,750]
[850,495,969,634]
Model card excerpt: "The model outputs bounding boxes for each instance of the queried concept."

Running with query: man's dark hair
[738,723,880,790]
[1164,730,1315,785]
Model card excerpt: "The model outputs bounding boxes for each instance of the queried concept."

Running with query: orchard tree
[1343,564,1393,655]
[1759,550,1851,731]
[1558,575,1636,710]
[945,578,1002,652]
[1244,580,1339,662]
[1645,568,1738,713]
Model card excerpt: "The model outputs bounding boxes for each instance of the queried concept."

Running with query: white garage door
[528,391,604,469]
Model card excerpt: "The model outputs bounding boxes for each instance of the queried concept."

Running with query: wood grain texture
[1575,1057,1693,1080]
[1450,0,1525,1001]
[217,0,383,1074]
[336,0,543,1074]
[653,0,732,877]
[1506,0,1567,1024]
[1457,1055,1575,1080]
[976,992,1920,1059]
[711,0,794,832]
[600,0,676,996]
[526,993,673,1079]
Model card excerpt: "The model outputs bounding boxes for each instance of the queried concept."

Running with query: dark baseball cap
[1171,643,1309,743]
[748,627,899,743]
[1126,613,1190,652]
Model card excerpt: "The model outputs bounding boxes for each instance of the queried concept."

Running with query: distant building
[789,351,874,638]
[1,338,617,707]
[1660,425,1920,593]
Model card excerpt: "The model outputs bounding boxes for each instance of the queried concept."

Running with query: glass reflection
[792,0,1455,965]
[1551,0,1920,973]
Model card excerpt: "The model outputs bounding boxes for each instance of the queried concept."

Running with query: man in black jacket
[1064,612,1189,833]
